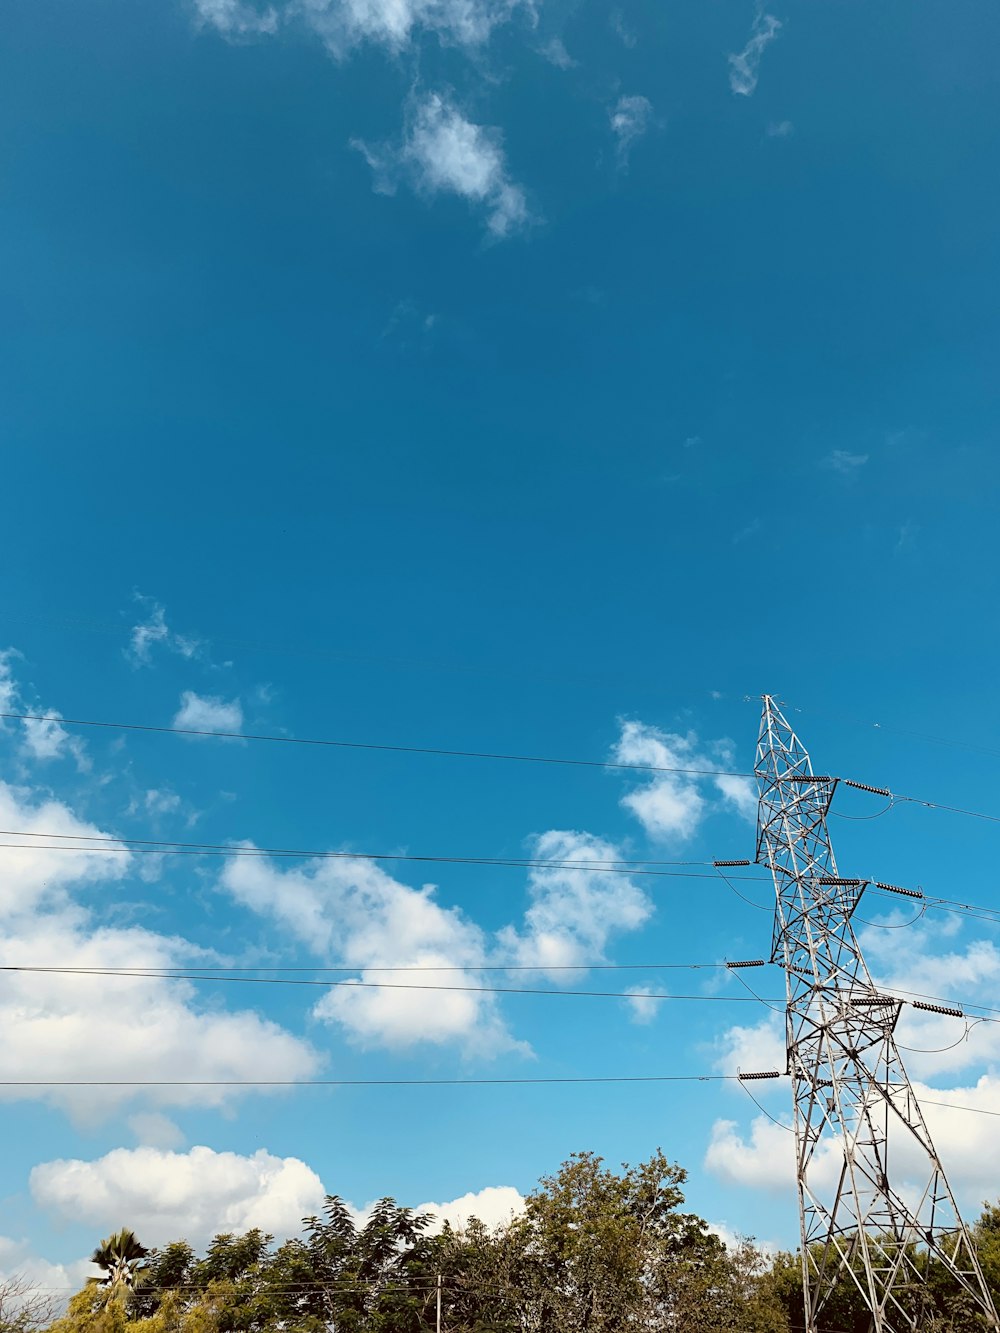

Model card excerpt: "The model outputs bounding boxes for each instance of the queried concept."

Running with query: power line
[6,827,1000,930]
[0,966,782,1003]
[0,1073,734,1086]
[0,830,771,882]
[0,711,752,779]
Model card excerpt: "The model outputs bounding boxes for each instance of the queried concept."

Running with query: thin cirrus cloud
[354,93,531,240]
[612,720,757,842]
[821,448,869,476]
[728,11,781,97]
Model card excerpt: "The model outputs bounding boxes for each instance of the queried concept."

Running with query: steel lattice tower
[755,695,998,1332]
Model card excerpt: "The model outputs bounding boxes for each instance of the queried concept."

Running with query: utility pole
[755,695,998,1332]
[436,1272,442,1333]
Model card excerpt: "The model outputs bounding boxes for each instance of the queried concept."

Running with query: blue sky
[2,0,1000,1296]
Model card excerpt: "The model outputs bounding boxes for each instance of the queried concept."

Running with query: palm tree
[90,1228,150,1289]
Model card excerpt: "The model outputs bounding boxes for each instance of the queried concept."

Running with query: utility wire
[0,711,751,779]
[0,831,771,882]
[7,828,1000,930]
[0,966,783,1003]
[0,1074,735,1086]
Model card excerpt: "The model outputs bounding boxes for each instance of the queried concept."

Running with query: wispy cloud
[355,93,531,239]
[821,448,869,476]
[197,0,521,54]
[193,0,279,35]
[728,11,781,97]
[609,95,653,170]
[0,652,89,772]
[126,596,200,668]
[539,36,575,68]
[766,119,793,138]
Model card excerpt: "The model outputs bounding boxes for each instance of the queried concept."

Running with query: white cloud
[414,1185,524,1232]
[612,721,756,842]
[221,828,653,1050]
[0,913,319,1119]
[767,120,793,138]
[0,651,20,715]
[712,1013,786,1079]
[0,1238,92,1312]
[0,782,318,1120]
[623,984,660,1025]
[705,1113,843,1194]
[20,711,90,772]
[298,0,518,53]
[0,781,130,920]
[728,11,781,97]
[173,690,244,735]
[31,1146,326,1252]
[0,655,89,771]
[609,95,653,169]
[357,94,530,239]
[221,851,524,1055]
[127,598,201,667]
[30,1145,525,1266]
[821,448,869,475]
[496,830,652,978]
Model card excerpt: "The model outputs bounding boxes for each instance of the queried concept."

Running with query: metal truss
[755,696,998,1332]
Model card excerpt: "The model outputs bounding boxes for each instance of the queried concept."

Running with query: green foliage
[47,1169,1000,1333]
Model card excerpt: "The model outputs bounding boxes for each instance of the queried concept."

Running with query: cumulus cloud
[356,93,530,239]
[712,1012,786,1079]
[32,1146,326,1252]
[414,1185,524,1232]
[0,1238,92,1309]
[30,1145,525,1263]
[173,690,244,735]
[496,831,652,978]
[221,852,523,1055]
[126,598,200,667]
[0,781,130,920]
[0,782,317,1120]
[221,828,652,1050]
[728,11,781,97]
[609,95,653,169]
[612,721,756,842]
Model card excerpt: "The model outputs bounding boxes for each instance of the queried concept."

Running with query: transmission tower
[755,695,998,1332]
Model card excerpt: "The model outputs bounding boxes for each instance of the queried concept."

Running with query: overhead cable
[0,711,751,779]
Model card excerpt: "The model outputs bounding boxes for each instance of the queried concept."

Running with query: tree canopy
[20,1150,1000,1333]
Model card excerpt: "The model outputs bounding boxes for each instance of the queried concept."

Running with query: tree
[90,1233,150,1293]
[0,1275,55,1333]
